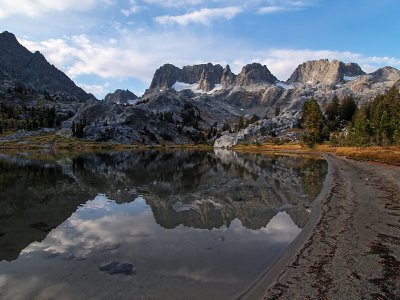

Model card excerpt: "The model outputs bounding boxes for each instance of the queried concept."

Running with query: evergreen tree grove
[345,85,400,146]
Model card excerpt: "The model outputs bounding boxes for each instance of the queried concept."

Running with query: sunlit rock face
[287,59,365,85]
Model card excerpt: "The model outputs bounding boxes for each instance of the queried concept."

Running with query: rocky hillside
[0,31,93,103]
[56,58,400,146]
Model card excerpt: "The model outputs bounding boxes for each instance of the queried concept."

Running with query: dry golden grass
[233,143,400,165]
[315,145,400,166]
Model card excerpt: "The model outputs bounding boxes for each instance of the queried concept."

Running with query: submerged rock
[98,261,136,275]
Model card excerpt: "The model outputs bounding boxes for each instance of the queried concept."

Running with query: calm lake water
[0,150,327,300]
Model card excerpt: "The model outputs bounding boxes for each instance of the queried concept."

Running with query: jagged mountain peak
[105,89,138,104]
[236,63,277,86]
[148,62,224,92]
[147,62,278,93]
[287,59,365,84]
[0,31,19,44]
[221,64,236,86]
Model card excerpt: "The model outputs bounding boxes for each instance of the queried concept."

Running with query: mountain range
[1,30,399,146]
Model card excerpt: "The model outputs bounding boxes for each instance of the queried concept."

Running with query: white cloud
[0,0,112,19]
[121,0,140,17]
[155,6,242,26]
[21,34,154,82]
[258,0,315,14]
[257,6,287,14]
[143,0,205,8]
[79,83,108,98]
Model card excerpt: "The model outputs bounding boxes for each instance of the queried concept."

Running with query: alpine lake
[0,149,327,300]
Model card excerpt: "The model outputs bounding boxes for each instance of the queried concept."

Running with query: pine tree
[301,98,325,147]
[326,96,340,121]
[352,110,370,146]
[339,96,357,122]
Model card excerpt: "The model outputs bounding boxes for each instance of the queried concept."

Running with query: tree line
[0,103,66,133]
[301,85,400,147]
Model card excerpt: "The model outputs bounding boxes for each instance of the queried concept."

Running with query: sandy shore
[242,154,400,300]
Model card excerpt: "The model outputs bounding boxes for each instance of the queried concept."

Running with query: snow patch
[127,99,138,105]
[207,84,223,94]
[343,75,358,81]
[276,81,294,90]
[173,82,225,94]
[172,81,199,92]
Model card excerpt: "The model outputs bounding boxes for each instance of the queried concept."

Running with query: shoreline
[237,154,335,300]
[241,154,400,299]
[1,132,400,166]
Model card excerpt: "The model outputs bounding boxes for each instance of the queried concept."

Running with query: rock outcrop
[0,31,93,102]
[198,64,224,91]
[371,66,400,83]
[287,59,365,84]
[236,63,277,86]
[214,117,298,148]
[149,64,181,90]
[105,89,138,104]
[220,64,236,86]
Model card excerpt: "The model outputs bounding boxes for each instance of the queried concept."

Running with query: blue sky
[1,0,399,98]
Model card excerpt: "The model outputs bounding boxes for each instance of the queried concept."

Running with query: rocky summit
[148,63,224,92]
[104,89,138,104]
[287,59,366,84]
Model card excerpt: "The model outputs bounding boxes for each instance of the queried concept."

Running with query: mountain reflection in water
[0,150,327,300]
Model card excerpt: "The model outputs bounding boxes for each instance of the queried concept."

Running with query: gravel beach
[242,154,400,300]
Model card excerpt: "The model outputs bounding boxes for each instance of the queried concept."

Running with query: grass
[315,145,400,166]
[0,133,213,151]
[0,134,117,150]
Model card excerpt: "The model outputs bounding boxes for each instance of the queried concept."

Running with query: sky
[0,0,399,99]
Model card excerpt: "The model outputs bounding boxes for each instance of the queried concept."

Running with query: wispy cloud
[155,6,242,26]
[121,0,140,17]
[78,83,109,97]
[143,0,205,8]
[258,0,315,14]
[257,6,288,14]
[0,0,113,19]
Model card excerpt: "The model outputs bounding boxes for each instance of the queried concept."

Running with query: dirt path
[252,155,400,300]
